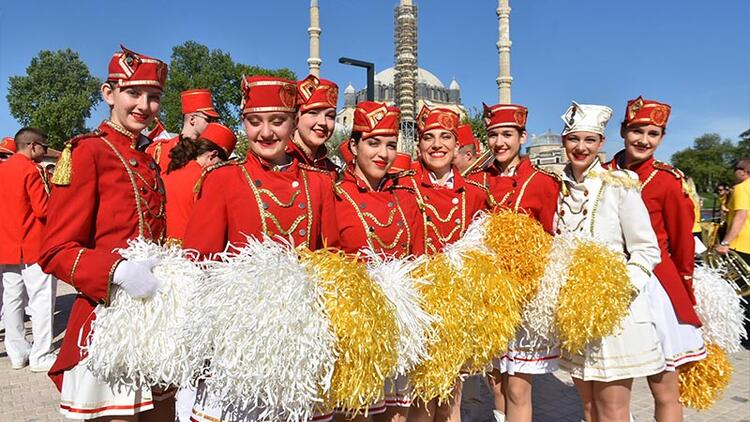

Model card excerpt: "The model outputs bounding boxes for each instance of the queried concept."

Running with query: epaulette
[193,160,238,195]
[299,162,332,174]
[50,129,103,186]
[594,168,642,191]
[653,160,685,179]
[532,164,564,184]
[654,160,690,195]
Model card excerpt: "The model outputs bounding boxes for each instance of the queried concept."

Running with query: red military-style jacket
[467,157,560,234]
[0,153,50,264]
[605,153,701,327]
[330,167,424,258]
[287,139,339,178]
[183,152,337,258]
[39,121,166,390]
[162,160,203,242]
[408,163,488,255]
[145,134,179,171]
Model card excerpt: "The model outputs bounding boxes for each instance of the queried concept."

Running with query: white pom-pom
[444,212,490,269]
[693,264,748,353]
[81,238,204,388]
[363,250,436,375]
[519,232,577,342]
[187,237,337,422]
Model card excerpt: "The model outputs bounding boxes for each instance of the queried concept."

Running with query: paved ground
[1,283,748,421]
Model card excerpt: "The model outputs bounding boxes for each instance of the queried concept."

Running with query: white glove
[112,259,162,299]
[627,264,650,294]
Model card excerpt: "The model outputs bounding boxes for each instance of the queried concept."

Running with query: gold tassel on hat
[51,142,73,186]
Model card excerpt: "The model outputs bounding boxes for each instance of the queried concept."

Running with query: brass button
[583,209,588,215]
[451,197,459,205]
[454,218,461,225]
[262,202,269,210]
[299,229,307,236]
[129,158,138,166]
[254,179,262,187]
[148,161,156,170]
[359,202,367,209]
[292,181,300,188]
[369,226,375,232]
[298,203,306,209]
[556,229,561,235]
[387,201,394,208]
[560,209,565,216]
[426,216,432,222]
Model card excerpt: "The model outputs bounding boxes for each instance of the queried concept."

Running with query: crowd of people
[0,45,748,422]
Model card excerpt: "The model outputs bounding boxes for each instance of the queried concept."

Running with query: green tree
[671,133,737,192]
[162,41,296,133]
[7,49,101,149]
[735,129,750,161]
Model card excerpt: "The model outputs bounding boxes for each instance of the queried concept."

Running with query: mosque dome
[374,67,445,88]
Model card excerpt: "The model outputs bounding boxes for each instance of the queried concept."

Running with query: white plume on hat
[561,101,613,136]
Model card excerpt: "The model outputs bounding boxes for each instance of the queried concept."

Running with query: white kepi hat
[561,101,613,136]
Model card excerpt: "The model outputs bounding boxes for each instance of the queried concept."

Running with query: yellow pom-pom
[556,240,634,354]
[483,210,552,298]
[461,251,525,374]
[679,344,733,410]
[299,249,399,415]
[409,254,473,404]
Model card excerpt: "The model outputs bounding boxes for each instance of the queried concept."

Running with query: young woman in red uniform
[329,100,422,422]
[605,97,705,422]
[289,74,340,175]
[39,46,173,421]
[182,75,337,258]
[162,122,237,244]
[407,106,488,422]
[466,104,561,422]
[182,75,337,422]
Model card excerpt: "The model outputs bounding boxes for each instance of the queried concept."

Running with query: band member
[557,102,665,422]
[0,128,57,373]
[146,88,220,170]
[183,75,337,422]
[291,74,340,175]
[466,103,561,422]
[407,106,487,422]
[162,122,237,244]
[605,97,705,421]
[453,124,481,174]
[182,75,337,258]
[329,101,422,422]
[38,45,173,421]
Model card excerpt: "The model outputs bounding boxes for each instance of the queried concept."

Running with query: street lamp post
[338,57,375,101]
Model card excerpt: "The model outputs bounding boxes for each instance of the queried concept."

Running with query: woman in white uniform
[555,102,666,422]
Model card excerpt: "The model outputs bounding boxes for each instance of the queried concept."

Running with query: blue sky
[1,0,748,162]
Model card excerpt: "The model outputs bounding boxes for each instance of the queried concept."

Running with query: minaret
[394,0,418,150]
[496,0,512,103]
[307,0,322,77]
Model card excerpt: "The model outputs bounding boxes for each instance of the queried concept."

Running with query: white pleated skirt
[646,276,706,370]
[499,328,560,375]
[560,290,666,382]
[59,360,172,420]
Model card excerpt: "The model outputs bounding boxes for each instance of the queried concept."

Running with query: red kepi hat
[352,101,401,140]
[416,105,460,139]
[241,75,298,115]
[0,137,16,154]
[181,89,220,118]
[483,103,528,130]
[297,74,339,113]
[624,96,671,128]
[457,124,480,151]
[107,45,168,90]
[200,123,237,156]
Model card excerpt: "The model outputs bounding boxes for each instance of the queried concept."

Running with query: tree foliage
[161,41,296,133]
[671,133,740,192]
[7,49,101,149]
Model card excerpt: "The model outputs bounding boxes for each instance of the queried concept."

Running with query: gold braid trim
[628,262,652,277]
[591,169,642,191]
